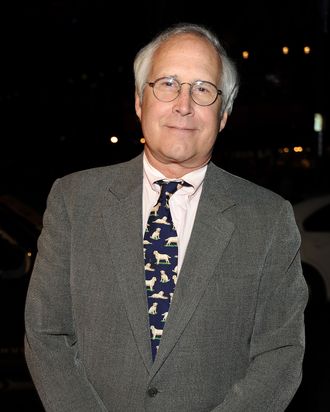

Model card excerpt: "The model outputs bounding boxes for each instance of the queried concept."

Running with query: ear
[135,92,142,121]
[219,111,228,132]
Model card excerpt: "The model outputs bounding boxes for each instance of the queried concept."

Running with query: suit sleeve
[211,200,308,412]
[24,179,107,412]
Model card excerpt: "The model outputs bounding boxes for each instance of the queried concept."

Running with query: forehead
[150,33,222,82]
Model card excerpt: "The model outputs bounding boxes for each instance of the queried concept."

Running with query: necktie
[144,180,184,361]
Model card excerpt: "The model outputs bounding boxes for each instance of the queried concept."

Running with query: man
[25,23,308,411]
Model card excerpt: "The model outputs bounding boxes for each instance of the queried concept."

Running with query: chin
[163,148,193,162]
[164,154,201,168]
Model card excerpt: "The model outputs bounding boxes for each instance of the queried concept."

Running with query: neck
[144,151,209,178]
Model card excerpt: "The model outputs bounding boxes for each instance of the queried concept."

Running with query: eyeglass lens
[151,77,220,106]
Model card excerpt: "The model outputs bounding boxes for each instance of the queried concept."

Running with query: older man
[25,23,308,411]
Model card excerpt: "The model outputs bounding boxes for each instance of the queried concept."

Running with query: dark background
[1,0,329,210]
[0,1,329,410]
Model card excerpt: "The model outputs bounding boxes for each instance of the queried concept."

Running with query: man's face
[135,33,228,174]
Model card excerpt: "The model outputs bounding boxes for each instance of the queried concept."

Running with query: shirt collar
[143,152,207,195]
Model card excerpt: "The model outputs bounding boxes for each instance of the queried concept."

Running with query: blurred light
[282,46,289,55]
[278,147,290,154]
[293,146,303,153]
[140,137,145,144]
[301,158,311,169]
[110,136,119,143]
[303,46,311,55]
[27,252,32,257]
[314,113,323,132]
[242,50,249,59]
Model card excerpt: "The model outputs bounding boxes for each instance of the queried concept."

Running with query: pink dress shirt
[143,153,207,275]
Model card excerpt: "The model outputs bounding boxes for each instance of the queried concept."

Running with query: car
[293,194,330,305]
[289,195,330,412]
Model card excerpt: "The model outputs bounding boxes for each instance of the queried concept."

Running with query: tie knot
[156,180,184,195]
[155,179,189,208]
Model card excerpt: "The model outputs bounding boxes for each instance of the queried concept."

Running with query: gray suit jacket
[25,153,308,412]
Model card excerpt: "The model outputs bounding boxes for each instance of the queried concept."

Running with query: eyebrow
[161,75,215,84]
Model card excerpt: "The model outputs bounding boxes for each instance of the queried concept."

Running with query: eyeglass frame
[146,76,223,107]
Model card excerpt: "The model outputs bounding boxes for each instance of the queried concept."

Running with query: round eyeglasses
[147,76,222,106]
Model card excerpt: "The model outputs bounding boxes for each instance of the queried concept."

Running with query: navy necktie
[144,180,184,361]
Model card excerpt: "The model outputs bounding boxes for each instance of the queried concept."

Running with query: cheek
[140,106,163,140]
[201,111,221,135]
[141,100,168,129]
[141,95,158,119]
[198,119,220,151]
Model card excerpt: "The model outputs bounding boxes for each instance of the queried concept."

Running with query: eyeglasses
[147,76,222,106]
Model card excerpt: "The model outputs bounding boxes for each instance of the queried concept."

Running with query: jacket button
[147,387,158,397]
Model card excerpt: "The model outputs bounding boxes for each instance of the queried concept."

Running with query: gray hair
[133,23,239,115]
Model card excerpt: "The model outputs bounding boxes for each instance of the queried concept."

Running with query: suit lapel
[102,155,153,372]
[150,162,236,376]
[101,156,237,377]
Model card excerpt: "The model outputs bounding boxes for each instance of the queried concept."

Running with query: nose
[173,83,194,116]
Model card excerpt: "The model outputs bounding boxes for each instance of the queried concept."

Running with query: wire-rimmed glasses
[147,76,222,106]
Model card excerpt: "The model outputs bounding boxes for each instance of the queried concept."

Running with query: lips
[166,125,195,131]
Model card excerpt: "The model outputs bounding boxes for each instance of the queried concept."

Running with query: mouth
[166,125,195,132]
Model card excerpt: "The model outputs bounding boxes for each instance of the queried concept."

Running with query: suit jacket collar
[106,153,144,201]
[102,154,237,375]
[102,153,154,370]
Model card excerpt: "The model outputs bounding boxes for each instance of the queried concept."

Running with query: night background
[1,1,329,410]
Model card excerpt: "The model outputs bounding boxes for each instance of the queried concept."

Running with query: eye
[194,82,212,95]
[161,78,177,88]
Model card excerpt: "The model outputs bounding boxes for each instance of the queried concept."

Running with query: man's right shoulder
[57,153,143,189]
[45,154,143,206]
